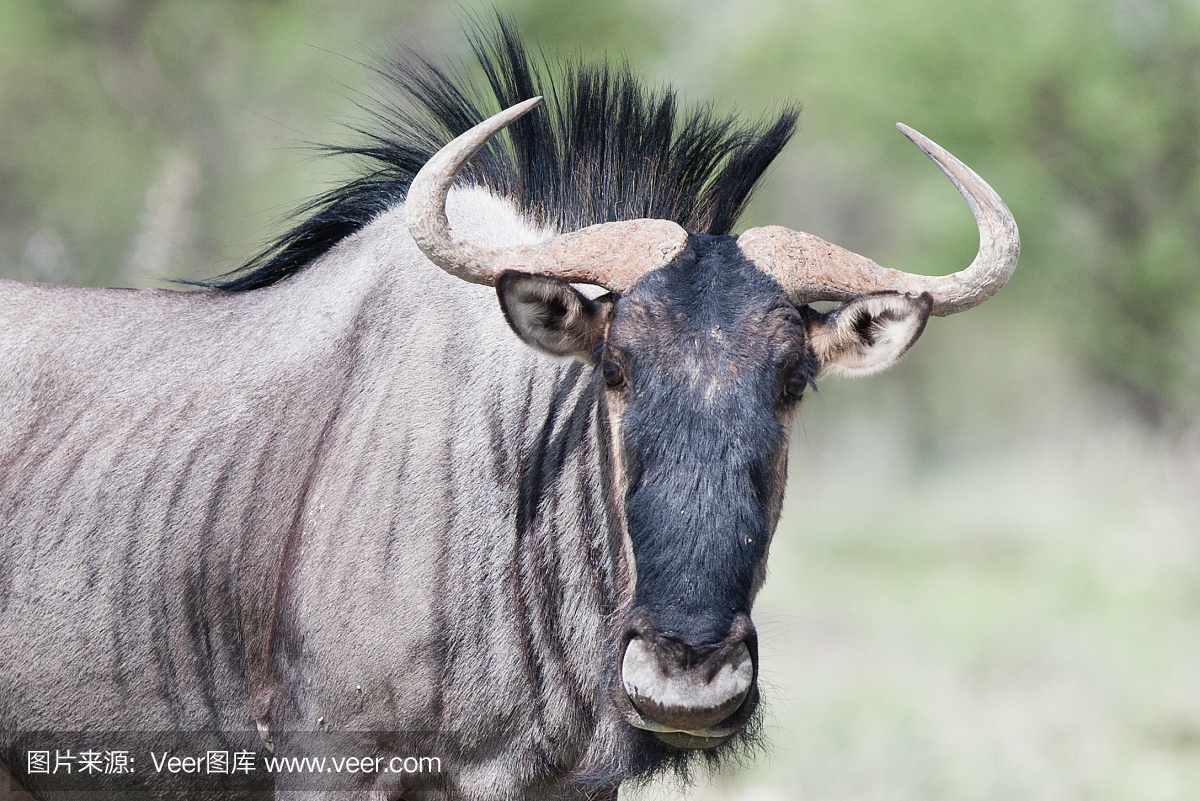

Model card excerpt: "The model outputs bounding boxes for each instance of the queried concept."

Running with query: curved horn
[406,97,688,293]
[736,124,1020,316]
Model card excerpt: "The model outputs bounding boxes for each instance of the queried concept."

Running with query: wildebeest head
[406,98,1018,750]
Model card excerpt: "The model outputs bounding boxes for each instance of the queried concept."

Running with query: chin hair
[571,702,766,795]
[636,706,766,785]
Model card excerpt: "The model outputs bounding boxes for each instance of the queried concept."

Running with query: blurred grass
[2,1,1199,798]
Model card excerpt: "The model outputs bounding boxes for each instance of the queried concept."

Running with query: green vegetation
[3,1,1198,797]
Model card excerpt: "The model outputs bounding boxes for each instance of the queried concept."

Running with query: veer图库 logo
[4,731,445,795]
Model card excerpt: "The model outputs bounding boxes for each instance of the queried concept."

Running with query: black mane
[208,18,799,292]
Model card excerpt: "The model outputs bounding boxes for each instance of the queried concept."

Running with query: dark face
[598,236,810,748]
[496,234,931,751]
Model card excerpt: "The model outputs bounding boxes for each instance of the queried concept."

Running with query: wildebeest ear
[496,272,612,364]
[805,292,933,378]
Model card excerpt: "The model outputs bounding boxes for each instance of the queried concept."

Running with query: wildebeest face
[497,235,932,750]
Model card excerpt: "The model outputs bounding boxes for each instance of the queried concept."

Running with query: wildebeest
[0,21,1017,801]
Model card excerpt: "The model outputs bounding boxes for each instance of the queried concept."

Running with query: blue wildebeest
[0,24,1018,801]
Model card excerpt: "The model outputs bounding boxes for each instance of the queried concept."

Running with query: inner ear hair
[806,292,933,378]
[496,272,612,364]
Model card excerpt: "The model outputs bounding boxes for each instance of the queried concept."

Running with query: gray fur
[1,190,630,800]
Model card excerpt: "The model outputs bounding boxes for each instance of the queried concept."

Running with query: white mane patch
[443,186,556,248]
[443,187,607,300]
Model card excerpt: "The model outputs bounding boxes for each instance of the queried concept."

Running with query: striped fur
[0,192,646,799]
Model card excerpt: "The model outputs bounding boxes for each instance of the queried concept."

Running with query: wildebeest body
[0,193,637,797]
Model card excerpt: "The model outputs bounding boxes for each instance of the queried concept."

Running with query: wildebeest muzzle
[618,609,759,749]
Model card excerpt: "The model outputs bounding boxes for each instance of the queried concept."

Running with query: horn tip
[895,122,926,146]
[498,96,544,124]
[894,122,947,165]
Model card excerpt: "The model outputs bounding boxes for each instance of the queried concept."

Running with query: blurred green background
[1,0,1198,799]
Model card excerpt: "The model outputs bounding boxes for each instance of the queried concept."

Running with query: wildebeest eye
[602,361,625,388]
[783,372,809,400]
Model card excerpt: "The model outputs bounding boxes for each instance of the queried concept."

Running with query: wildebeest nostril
[621,636,754,732]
